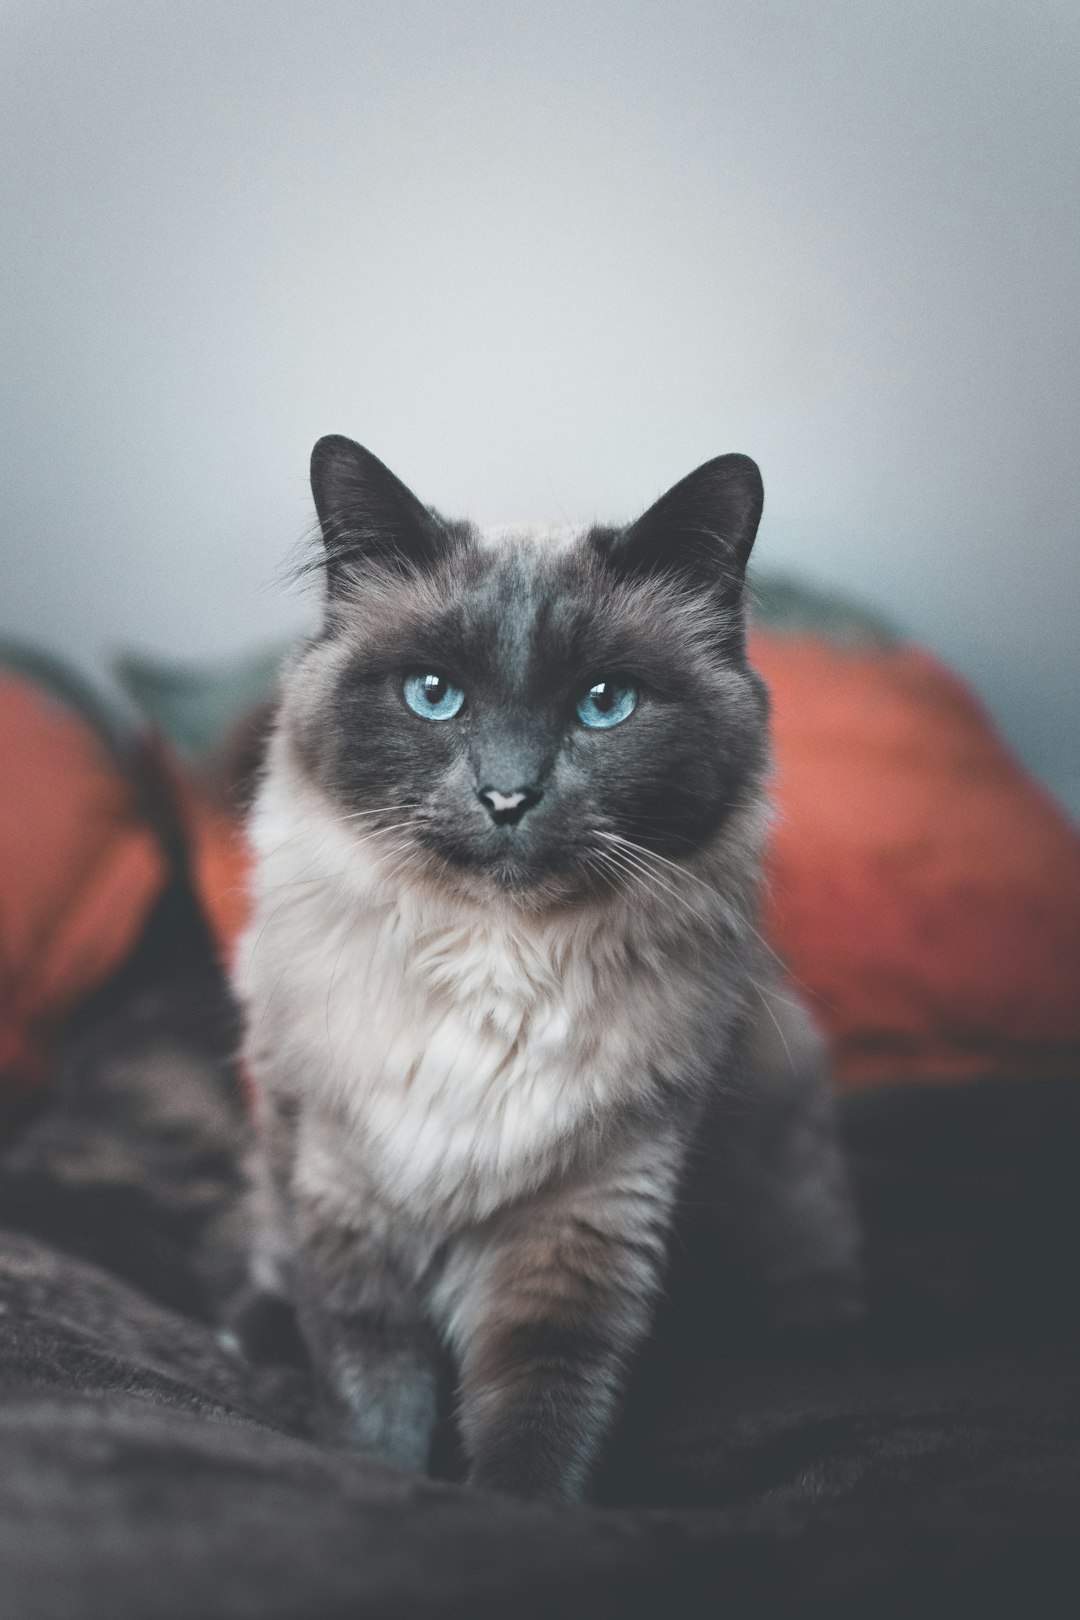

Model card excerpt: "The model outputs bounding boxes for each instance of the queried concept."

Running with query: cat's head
[279,435,769,903]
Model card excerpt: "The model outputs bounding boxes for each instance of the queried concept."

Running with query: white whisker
[597,830,720,905]
[334,802,421,824]
[590,842,670,911]
[747,977,795,1073]
[595,832,710,925]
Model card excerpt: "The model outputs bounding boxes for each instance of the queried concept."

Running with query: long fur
[232,443,861,1501]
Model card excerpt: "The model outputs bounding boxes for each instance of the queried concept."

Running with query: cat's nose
[477,784,542,827]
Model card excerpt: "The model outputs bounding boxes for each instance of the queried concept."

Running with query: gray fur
[232,436,861,1502]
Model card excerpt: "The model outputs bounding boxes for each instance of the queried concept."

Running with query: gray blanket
[1,882,1077,1618]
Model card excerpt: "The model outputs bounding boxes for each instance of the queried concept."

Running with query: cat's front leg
[439,1139,682,1502]
[292,1193,440,1472]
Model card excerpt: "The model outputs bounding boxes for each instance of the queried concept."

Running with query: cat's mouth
[406,817,601,903]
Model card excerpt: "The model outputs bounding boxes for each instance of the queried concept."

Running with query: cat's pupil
[423,675,447,705]
[590,682,615,713]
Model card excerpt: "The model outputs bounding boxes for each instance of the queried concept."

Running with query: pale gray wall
[2,0,1078,811]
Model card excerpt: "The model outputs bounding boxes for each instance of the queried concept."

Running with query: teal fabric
[0,642,128,762]
[114,644,292,762]
[747,570,901,647]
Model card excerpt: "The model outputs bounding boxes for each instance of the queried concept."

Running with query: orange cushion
[188,634,1080,1092]
[0,673,168,1097]
[755,635,1080,1088]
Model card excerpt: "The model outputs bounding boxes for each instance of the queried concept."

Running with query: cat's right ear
[310,435,447,591]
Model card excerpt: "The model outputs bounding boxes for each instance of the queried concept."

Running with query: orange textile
[755,635,1080,1086]
[2,638,1078,1098]
[185,634,1080,1090]
[0,673,167,1096]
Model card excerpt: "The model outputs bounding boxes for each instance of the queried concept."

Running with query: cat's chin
[450,865,594,912]
[412,842,602,912]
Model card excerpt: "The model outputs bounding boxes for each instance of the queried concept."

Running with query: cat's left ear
[605,454,763,598]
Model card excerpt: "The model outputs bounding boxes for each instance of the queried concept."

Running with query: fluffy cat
[233,435,861,1502]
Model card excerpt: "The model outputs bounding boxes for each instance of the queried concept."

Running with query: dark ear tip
[311,433,358,474]
[310,436,373,516]
[711,452,763,493]
[704,453,764,530]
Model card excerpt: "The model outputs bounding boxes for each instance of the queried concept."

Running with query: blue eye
[575,678,638,729]
[403,672,465,720]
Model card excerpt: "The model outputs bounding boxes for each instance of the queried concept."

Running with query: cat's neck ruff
[239,742,764,1225]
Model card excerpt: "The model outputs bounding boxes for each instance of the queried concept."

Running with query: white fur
[236,731,762,1247]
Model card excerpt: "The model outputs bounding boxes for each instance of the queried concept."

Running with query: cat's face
[283,437,769,900]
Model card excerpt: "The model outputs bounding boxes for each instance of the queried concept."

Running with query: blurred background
[2,0,1077,814]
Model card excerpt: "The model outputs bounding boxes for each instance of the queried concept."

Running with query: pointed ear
[310,435,447,589]
[606,454,763,598]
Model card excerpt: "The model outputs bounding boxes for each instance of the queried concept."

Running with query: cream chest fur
[235,740,753,1235]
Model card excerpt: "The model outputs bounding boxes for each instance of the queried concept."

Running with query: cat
[232,434,861,1502]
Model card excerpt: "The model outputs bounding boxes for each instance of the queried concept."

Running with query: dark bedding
[1,885,1078,1618]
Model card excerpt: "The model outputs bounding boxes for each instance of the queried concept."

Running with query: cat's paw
[466,1459,584,1504]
